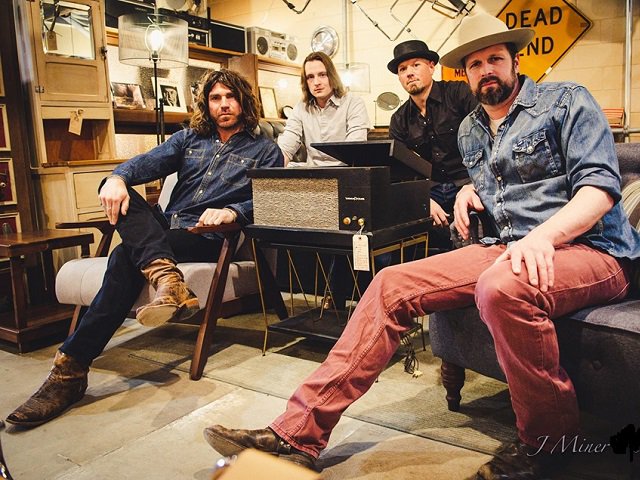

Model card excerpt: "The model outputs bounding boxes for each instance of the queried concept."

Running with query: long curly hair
[301,51,345,106]
[190,69,260,136]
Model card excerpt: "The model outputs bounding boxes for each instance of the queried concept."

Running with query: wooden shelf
[113,108,191,134]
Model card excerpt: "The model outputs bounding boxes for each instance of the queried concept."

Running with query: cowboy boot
[5,351,88,428]
[203,425,317,471]
[136,258,199,327]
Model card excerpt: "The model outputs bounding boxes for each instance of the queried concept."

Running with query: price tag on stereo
[352,234,370,271]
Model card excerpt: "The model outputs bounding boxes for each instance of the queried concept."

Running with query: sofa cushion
[55,257,260,309]
[565,299,640,333]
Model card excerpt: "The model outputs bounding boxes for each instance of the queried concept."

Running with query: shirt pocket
[512,130,558,183]
[221,153,257,187]
[184,148,206,165]
[462,148,485,189]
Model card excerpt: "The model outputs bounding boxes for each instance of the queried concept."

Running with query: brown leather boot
[203,425,317,471]
[5,351,88,428]
[136,258,199,327]
[476,441,568,479]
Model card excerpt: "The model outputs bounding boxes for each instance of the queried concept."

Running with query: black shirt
[389,80,477,185]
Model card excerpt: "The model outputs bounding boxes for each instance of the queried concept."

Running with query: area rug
[120,309,637,479]
[124,316,517,456]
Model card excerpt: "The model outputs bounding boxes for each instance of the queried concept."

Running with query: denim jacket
[458,75,640,260]
[113,127,284,229]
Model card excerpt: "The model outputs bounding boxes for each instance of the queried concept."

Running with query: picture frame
[0,158,17,205]
[259,86,278,119]
[0,212,20,235]
[153,79,187,113]
[111,82,146,109]
[0,105,10,151]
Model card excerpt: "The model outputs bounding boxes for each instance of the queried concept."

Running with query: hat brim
[439,28,535,69]
[387,51,440,74]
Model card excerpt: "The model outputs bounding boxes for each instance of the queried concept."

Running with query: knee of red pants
[474,263,548,330]
[360,262,426,321]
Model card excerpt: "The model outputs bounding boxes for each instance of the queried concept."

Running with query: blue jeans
[60,187,223,366]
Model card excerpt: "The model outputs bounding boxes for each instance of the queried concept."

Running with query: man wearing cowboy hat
[202,13,640,479]
[388,39,476,247]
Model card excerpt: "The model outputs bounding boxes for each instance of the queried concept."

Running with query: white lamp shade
[118,13,189,68]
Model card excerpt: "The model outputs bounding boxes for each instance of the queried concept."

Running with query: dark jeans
[60,187,223,366]
[428,181,460,252]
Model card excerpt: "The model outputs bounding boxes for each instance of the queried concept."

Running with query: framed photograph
[0,105,10,151]
[0,212,20,235]
[259,86,278,119]
[153,79,187,113]
[0,53,4,97]
[111,82,146,109]
[0,158,17,205]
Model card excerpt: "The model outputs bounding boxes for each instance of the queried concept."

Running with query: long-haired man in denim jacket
[7,69,283,429]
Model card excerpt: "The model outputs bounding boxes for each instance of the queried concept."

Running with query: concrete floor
[0,317,493,480]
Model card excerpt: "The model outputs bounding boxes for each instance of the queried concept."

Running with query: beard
[473,68,518,106]
[406,82,425,95]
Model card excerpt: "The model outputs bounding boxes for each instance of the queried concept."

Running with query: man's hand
[453,185,484,240]
[430,199,450,227]
[99,176,129,225]
[196,208,237,226]
[494,235,556,292]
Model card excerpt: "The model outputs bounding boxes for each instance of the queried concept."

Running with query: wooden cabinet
[25,0,116,167]
[13,0,122,242]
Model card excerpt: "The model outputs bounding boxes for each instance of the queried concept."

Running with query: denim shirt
[113,127,284,229]
[458,75,640,260]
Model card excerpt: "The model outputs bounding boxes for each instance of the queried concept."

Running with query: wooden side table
[0,229,93,352]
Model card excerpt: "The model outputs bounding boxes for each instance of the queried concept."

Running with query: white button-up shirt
[278,92,370,167]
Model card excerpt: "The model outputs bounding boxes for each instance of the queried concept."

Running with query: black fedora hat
[387,40,440,73]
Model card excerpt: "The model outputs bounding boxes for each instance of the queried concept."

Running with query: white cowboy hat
[439,12,535,69]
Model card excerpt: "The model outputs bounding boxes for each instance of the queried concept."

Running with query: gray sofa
[430,142,640,424]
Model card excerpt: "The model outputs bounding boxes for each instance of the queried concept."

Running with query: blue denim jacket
[458,75,640,260]
[113,127,284,228]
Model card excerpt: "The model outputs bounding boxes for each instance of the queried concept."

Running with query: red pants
[269,243,631,458]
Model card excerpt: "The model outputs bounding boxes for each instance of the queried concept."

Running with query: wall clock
[310,26,339,58]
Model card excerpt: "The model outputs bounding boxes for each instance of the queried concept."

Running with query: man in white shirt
[277,51,370,167]
[277,51,370,309]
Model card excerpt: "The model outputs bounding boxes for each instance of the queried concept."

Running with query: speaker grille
[253,178,339,230]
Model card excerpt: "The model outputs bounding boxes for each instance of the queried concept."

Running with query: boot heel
[175,297,200,322]
[136,304,178,327]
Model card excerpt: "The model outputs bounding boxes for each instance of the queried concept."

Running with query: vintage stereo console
[249,140,432,233]
[246,27,299,62]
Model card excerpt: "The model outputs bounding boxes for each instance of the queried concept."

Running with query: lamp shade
[118,13,189,68]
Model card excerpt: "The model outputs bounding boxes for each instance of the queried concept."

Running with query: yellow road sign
[442,0,592,82]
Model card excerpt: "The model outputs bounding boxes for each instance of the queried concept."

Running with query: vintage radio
[162,9,211,46]
[249,140,431,233]
[246,27,298,62]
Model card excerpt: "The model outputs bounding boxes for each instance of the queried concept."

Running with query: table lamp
[118,8,189,144]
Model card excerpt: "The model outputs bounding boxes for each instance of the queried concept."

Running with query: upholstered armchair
[54,120,289,380]
[430,142,640,423]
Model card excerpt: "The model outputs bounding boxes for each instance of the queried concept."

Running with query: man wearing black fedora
[388,39,477,251]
